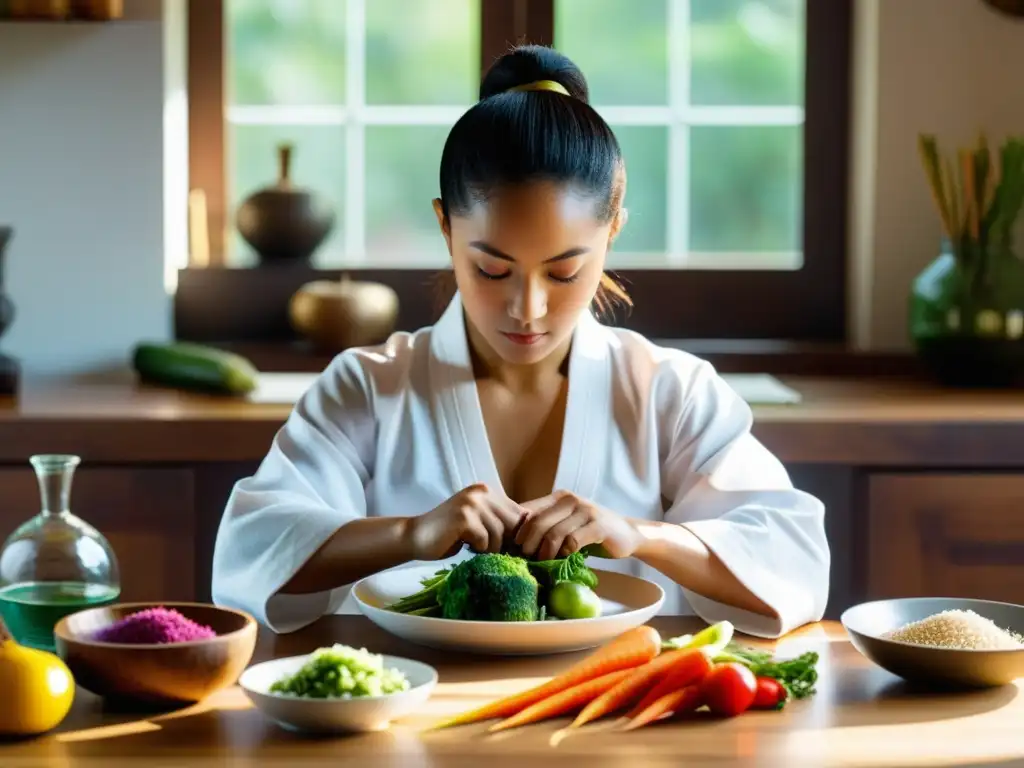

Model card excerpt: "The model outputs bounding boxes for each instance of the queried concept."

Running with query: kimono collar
[428,291,612,502]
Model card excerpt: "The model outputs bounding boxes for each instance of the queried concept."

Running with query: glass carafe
[0,454,120,651]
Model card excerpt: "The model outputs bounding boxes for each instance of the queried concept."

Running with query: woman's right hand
[406,483,527,561]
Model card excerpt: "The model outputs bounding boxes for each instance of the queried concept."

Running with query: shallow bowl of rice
[841,597,1024,688]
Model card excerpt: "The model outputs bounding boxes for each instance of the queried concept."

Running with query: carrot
[569,647,706,728]
[428,624,661,730]
[487,668,633,733]
[622,684,702,731]
[624,648,712,719]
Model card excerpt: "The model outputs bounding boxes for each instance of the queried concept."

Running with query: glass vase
[910,241,1024,387]
[0,455,121,651]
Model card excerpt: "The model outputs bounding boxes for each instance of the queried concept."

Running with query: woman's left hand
[514,491,644,561]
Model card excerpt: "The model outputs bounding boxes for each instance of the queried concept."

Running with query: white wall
[0,0,179,378]
[849,0,1024,351]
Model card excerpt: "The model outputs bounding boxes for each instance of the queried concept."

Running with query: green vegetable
[713,642,819,701]
[662,620,735,656]
[384,569,450,616]
[268,644,410,699]
[387,554,540,622]
[578,543,613,559]
[439,554,539,621]
[548,580,602,619]
[527,551,599,591]
[387,549,603,622]
[131,341,259,395]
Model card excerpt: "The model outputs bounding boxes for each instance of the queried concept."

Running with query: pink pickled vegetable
[93,606,216,644]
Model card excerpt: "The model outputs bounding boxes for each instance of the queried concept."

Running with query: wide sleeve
[659,361,830,638]
[210,353,377,634]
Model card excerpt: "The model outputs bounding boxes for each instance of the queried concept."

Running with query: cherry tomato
[752,676,787,710]
[699,663,757,717]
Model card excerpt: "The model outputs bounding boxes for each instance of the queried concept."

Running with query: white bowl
[353,566,665,656]
[238,654,438,734]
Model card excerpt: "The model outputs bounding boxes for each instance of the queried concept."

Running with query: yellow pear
[0,617,75,736]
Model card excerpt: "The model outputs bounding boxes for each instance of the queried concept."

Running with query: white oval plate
[239,653,438,734]
[353,566,664,656]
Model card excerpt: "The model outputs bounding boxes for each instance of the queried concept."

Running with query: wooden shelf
[0,0,123,22]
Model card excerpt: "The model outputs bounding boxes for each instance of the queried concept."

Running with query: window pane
[365,126,450,266]
[689,0,805,106]
[608,126,668,261]
[229,125,345,268]
[689,126,801,253]
[227,0,346,106]
[366,0,479,106]
[554,0,668,106]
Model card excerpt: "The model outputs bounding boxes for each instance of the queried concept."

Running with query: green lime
[548,581,602,620]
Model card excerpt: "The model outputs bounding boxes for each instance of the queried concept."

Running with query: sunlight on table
[783,681,1024,768]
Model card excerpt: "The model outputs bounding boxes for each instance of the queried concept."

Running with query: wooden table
[3,617,1023,768]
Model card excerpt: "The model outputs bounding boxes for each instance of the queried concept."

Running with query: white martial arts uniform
[211,293,829,638]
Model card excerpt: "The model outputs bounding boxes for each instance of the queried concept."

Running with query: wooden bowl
[54,602,258,706]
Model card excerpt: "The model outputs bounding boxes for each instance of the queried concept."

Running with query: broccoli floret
[438,553,540,622]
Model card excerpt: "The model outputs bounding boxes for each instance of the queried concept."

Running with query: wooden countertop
[3,376,1024,465]
[4,616,1022,768]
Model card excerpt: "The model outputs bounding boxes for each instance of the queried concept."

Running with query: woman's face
[434,181,623,366]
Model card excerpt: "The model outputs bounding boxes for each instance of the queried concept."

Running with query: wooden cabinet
[0,466,197,602]
[867,473,1024,604]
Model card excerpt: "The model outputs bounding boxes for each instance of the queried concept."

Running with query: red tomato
[699,663,757,717]
[752,676,787,709]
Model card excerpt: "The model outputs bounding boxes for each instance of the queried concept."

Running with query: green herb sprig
[714,642,820,701]
[918,132,1024,271]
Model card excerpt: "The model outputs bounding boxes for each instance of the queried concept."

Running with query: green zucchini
[131,341,259,395]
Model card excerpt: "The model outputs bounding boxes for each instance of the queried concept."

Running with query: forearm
[279,516,416,595]
[629,519,776,618]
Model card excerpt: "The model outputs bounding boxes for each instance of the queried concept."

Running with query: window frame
[179,0,852,344]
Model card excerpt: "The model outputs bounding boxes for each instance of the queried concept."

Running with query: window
[181,0,850,343]
[555,0,805,270]
[224,0,482,269]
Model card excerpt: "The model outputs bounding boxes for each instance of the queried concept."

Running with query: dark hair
[436,44,631,314]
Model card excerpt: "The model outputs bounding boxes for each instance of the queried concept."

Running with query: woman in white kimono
[211,45,830,640]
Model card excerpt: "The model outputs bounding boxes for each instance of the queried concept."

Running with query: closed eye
[476,267,511,280]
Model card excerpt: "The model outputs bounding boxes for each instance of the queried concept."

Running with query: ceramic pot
[235,144,336,266]
[910,241,1024,387]
[289,275,399,353]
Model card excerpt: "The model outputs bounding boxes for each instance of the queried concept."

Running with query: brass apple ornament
[288,275,400,353]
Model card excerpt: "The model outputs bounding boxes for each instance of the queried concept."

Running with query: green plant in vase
[910,133,1024,386]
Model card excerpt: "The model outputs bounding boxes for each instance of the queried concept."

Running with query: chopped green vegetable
[713,642,819,700]
[268,644,410,699]
[662,620,734,656]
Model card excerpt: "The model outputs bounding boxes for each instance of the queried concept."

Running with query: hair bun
[479,44,590,103]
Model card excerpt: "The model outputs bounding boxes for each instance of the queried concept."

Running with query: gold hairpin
[509,80,571,97]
